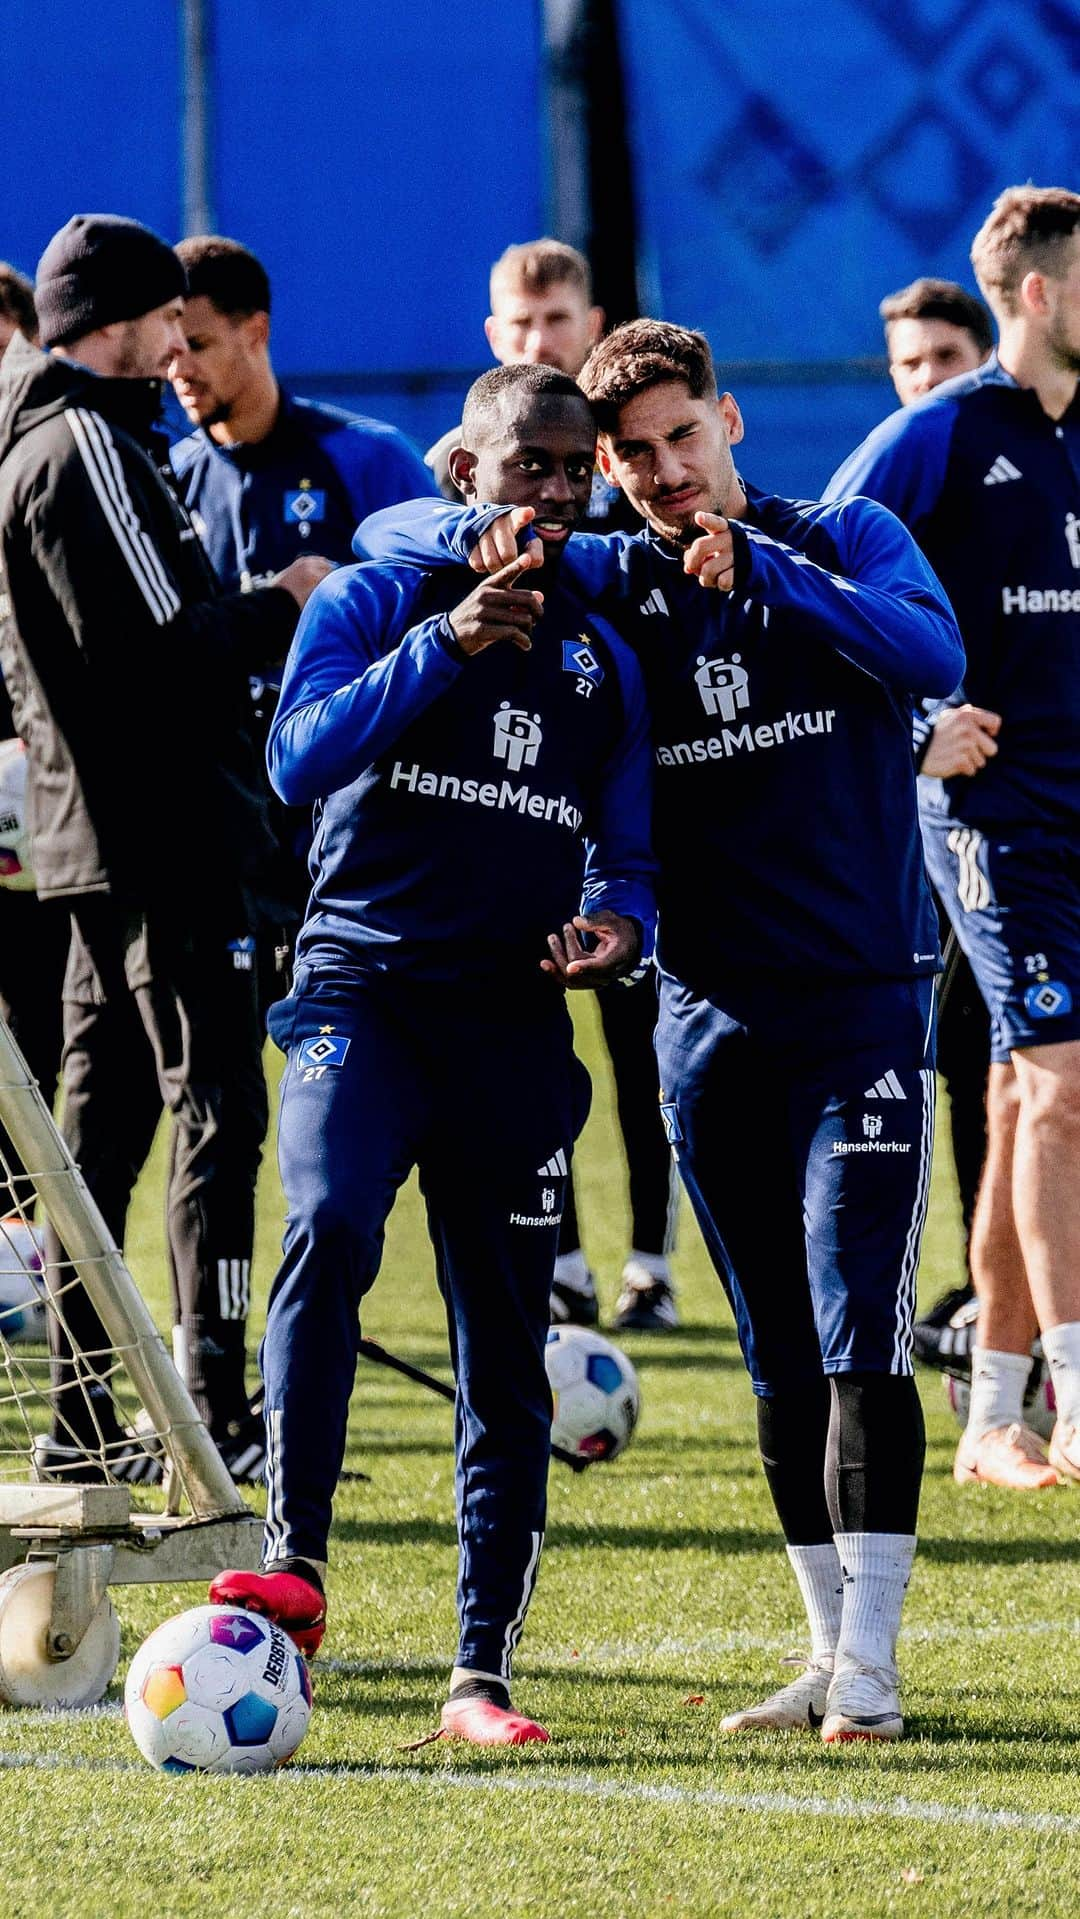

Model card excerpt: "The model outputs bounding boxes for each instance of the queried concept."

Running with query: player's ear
[448,446,478,498]
[586,306,604,346]
[482,314,501,362]
[596,437,617,485]
[248,309,271,351]
[718,392,744,445]
[1019,269,1050,318]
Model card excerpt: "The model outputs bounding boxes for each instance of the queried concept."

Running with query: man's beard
[1048,313,1080,376]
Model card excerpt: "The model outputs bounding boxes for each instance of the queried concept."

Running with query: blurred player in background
[430,238,678,1333]
[829,186,1080,1492]
[211,365,655,1746]
[169,236,434,1008]
[0,215,329,1481]
[0,265,71,1211]
[875,278,1001,1370]
[359,319,963,1742]
[880,277,993,406]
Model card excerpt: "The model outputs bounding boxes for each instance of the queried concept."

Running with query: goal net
[0,1013,260,1705]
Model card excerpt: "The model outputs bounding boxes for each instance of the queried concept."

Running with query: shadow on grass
[918,1534,1080,1566]
[333,1515,780,1554]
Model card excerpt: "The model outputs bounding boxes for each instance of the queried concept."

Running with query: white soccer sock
[966,1345,1032,1441]
[786,1542,842,1666]
[553,1251,593,1294]
[1038,1321,1080,1431]
[833,1532,915,1673]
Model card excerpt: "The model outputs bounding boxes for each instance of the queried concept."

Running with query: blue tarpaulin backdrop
[3,1,1075,491]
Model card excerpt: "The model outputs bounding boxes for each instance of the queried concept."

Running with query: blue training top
[269,558,656,985]
[826,354,1080,831]
[356,488,963,998]
[170,390,435,587]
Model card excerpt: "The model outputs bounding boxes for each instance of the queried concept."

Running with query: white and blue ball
[125,1604,312,1774]
[546,1325,640,1464]
[0,1218,47,1343]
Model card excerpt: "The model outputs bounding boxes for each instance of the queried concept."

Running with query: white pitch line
[1,1749,1079,1838]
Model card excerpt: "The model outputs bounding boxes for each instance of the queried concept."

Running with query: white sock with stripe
[833,1531,916,1673]
[786,1542,843,1667]
[966,1346,1031,1441]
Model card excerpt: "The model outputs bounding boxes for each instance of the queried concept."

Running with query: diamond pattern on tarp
[697,97,834,255]
[862,103,993,251]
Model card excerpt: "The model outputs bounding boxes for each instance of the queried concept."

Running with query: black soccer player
[209,366,655,1747]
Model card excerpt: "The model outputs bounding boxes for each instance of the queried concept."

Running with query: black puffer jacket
[0,334,298,907]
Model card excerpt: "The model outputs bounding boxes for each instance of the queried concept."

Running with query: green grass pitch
[2,998,1080,1918]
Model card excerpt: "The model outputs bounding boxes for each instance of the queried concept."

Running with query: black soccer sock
[756,1379,833,1544]
[825,1372,925,1536]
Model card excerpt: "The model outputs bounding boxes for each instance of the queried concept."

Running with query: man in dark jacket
[0,214,329,1481]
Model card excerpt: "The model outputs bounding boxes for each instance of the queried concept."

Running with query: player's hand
[274,555,336,607]
[449,553,544,654]
[683,512,736,591]
[469,507,543,575]
[541,912,642,989]
[921,704,1002,778]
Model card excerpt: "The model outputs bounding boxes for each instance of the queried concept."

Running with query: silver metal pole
[180,0,215,235]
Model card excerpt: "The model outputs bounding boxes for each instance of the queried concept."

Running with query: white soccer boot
[720,1654,832,1732]
[821,1655,903,1743]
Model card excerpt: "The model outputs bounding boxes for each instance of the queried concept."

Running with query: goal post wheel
[0,1557,120,1708]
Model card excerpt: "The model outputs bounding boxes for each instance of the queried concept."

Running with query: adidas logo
[639,588,669,617]
[537,1149,569,1177]
[983,456,1022,486]
[864,1070,906,1100]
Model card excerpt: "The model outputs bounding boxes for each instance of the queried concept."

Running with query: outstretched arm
[682,499,963,697]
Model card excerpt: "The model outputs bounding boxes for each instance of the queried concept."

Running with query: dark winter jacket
[0,333,297,907]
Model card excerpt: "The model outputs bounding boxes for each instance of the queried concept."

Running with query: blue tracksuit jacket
[268,560,656,984]
[356,490,963,999]
[170,390,434,587]
[826,354,1080,831]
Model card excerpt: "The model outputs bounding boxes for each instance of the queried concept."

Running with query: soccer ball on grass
[546,1325,640,1464]
[125,1604,312,1773]
[0,1218,47,1343]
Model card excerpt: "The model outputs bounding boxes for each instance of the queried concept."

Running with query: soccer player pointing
[360,322,963,1741]
[211,365,655,1746]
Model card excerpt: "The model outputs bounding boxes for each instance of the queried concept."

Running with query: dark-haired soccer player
[210,364,655,1747]
[169,237,435,1005]
[358,321,963,1742]
[880,277,992,407]
[828,186,1080,1492]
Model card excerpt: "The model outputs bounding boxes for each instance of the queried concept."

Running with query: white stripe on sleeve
[65,408,181,625]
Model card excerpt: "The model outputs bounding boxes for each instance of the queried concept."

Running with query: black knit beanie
[35,215,188,349]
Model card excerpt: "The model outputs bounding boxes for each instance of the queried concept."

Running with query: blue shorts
[921,816,1080,1064]
[655,974,936,1395]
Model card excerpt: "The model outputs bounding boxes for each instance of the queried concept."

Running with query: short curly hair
[578,320,716,431]
[0,263,37,342]
[970,187,1080,314]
